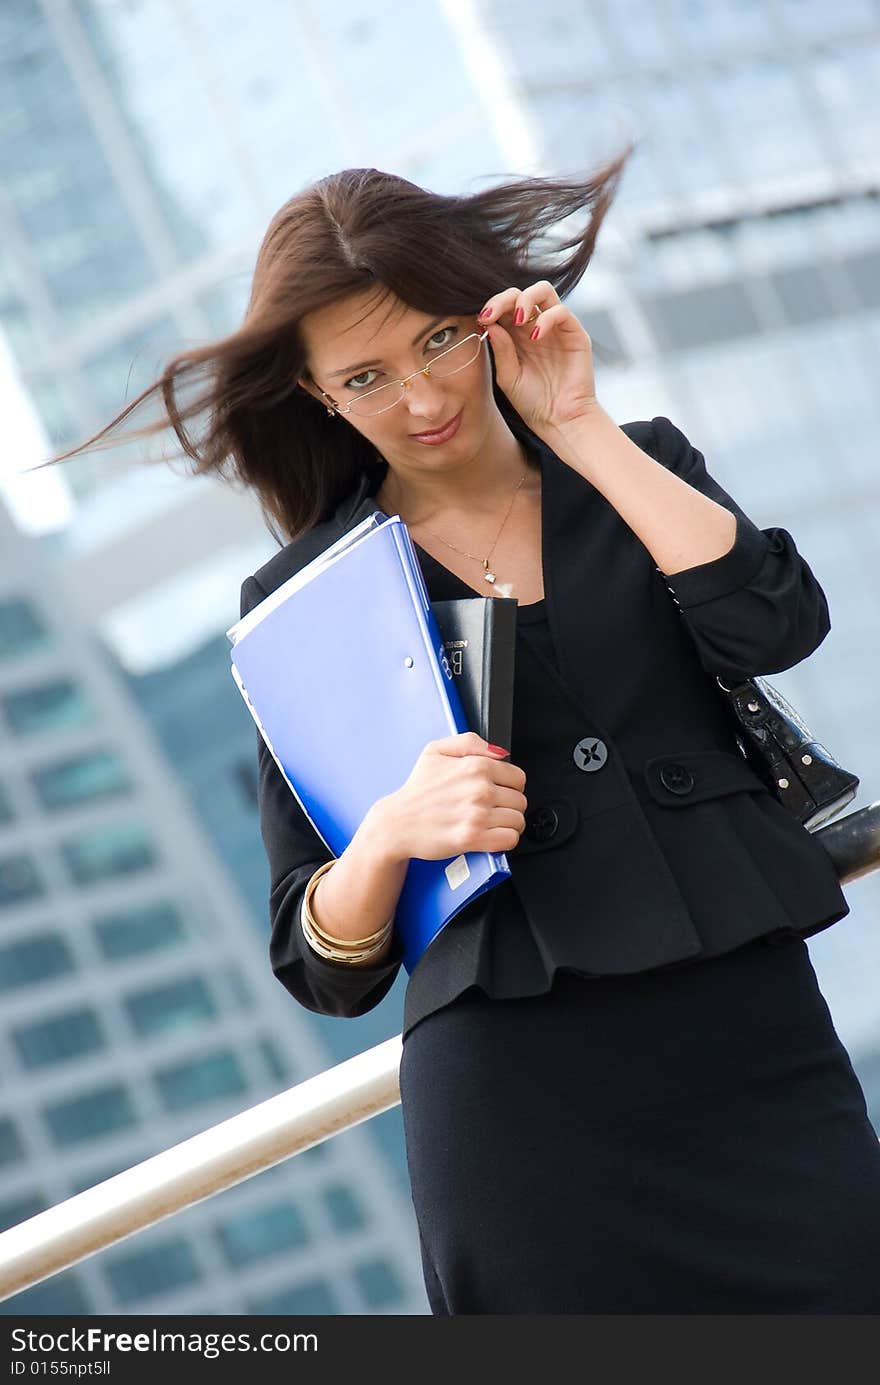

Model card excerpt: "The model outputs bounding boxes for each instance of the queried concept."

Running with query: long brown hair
[38,146,635,547]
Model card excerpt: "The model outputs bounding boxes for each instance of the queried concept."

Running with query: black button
[659,762,694,795]
[525,806,559,842]
[573,737,608,773]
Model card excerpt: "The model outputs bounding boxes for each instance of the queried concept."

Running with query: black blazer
[239,414,849,1038]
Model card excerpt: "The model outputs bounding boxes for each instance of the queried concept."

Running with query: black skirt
[398,934,880,1314]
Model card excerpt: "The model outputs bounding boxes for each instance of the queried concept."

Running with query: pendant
[482,559,496,584]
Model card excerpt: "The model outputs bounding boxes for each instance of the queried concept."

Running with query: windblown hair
[41,146,635,546]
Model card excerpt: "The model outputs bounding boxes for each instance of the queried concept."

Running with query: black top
[460,596,571,998]
[244,416,850,1047]
[515,594,548,622]
[404,589,597,1008]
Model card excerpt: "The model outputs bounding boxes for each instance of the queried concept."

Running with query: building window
[123,975,216,1038]
[60,820,157,886]
[43,1083,137,1149]
[246,1277,339,1315]
[93,900,186,961]
[353,1255,406,1309]
[12,1007,106,1069]
[31,749,132,812]
[321,1181,367,1234]
[216,1200,309,1268]
[0,781,14,826]
[0,1192,48,1233]
[0,1117,26,1168]
[103,1237,201,1306]
[0,851,46,908]
[0,598,51,661]
[643,280,761,352]
[154,1050,247,1113]
[2,678,95,736]
[0,933,76,990]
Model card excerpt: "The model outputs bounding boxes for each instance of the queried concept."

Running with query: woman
[46,153,880,1313]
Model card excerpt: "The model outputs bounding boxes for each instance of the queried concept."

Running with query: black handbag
[716,674,860,832]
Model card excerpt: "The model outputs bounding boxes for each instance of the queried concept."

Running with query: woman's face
[297,289,498,472]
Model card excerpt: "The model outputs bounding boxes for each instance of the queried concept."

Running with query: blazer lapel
[526,434,617,714]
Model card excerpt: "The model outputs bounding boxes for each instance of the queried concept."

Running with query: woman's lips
[410,408,463,444]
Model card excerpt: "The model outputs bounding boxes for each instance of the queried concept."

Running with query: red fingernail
[513,307,525,326]
[487,743,509,756]
[529,325,540,340]
[478,307,492,320]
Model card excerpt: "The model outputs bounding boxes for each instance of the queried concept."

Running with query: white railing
[0,1037,402,1303]
[1,801,879,1305]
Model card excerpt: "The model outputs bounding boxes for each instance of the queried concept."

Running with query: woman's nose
[401,370,447,419]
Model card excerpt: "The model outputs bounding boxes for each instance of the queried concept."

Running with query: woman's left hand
[477,280,598,437]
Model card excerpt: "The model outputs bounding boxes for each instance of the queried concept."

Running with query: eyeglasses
[319,328,489,419]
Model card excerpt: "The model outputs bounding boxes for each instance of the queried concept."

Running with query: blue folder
[227,511,511,973]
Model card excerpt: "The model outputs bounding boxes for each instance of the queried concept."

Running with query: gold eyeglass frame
[318,327,490,418]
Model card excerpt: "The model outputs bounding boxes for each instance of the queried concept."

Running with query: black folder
[432,596,517,752]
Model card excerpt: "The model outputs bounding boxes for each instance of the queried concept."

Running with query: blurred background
[1,0,879,1317]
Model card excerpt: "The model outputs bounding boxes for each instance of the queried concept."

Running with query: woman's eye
[344,370,379,391]
[427,326,457,350]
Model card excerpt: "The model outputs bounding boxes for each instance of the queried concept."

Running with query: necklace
[389,469,528,585]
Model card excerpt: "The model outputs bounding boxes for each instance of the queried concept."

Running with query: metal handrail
[0,1036,403,1303]
[812,799,880,885]
[1,800,878,1304]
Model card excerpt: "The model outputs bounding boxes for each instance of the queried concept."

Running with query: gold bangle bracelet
[300,908,393,964]
[302,861,394,949]
[307,917,394,950]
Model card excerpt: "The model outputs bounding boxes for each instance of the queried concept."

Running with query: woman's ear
[297,375,323,404]
[298,375,340,419]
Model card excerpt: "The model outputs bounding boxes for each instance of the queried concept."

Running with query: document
[227,512,511,972]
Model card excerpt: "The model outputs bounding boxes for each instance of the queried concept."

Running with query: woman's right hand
[380,731,528,861]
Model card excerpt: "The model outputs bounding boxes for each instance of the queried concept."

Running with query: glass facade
[322,1181,369,1235]
[0,933,76,990]
[0,851,46,909]
[0,598,51,660]
[216,1201,310,1267]
[92,898,187,960]
[0,1118,26,1169]
[103,1238,201,1306]
[247,1278,339,1316]
[2,679,95,736]
[153,1049,247,1112]
[60,820,158,886]
[123,975,216,1038]
[42,1083,138,1149]
[353,1255,406,1310]
[30,748,132,812]
[12,1007,106,1069]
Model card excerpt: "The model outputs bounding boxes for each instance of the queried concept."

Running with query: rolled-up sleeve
[647,414,831,682]
[239,573,404,1019]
